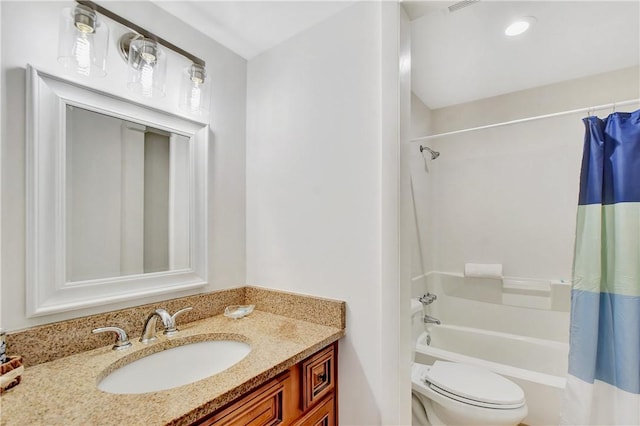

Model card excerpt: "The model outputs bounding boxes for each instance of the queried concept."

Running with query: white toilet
[410,299,528,426]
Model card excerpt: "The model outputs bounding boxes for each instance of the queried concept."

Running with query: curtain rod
[410,98,640,142]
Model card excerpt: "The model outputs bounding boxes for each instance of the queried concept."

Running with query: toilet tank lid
[425,361,525,406]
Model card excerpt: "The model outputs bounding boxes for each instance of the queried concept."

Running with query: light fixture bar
[76,0,205,67]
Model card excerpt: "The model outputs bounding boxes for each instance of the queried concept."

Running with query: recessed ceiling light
[505,16,536,37]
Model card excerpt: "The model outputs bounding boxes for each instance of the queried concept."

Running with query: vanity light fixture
[59,0,210,113]
[505,16,536,37]
[179,63,211,115]
[57,4,109,77]
[120,33,167,99]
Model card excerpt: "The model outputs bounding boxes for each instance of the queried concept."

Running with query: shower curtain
[561,108,640,425]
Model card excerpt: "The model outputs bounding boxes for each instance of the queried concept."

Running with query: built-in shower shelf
[416,272,571,312]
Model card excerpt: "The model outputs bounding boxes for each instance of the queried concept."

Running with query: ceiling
[408,0,640,109]
[151,1,639,109]
[150,1,354,59]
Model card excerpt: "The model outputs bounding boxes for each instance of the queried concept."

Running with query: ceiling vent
[448,0,480,13]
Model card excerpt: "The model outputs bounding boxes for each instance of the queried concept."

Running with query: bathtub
[414,324,568,426]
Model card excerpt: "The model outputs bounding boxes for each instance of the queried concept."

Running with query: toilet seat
[422,361,525,409]
[428,384,524,410]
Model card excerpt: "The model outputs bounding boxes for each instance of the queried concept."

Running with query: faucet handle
[92,326,132,351]
[164,307,193,336]
[419,293,437,305]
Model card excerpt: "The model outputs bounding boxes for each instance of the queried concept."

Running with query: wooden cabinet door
[293,395,334,426]
[196,374,288,426]
[193,342,338,426]
[301,345,335,411]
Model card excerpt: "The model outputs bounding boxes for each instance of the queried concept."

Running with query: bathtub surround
[410,66,640,284]
[414,273,571,319]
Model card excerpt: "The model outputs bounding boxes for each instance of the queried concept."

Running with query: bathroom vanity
[194,342,337,425]
[0,288,345,426]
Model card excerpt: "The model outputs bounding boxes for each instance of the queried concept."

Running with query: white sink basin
[98,340,251,394]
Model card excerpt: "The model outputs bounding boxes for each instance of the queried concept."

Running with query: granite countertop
[0,310,345,426]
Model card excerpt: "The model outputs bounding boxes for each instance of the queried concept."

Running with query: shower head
[420,145,440,160]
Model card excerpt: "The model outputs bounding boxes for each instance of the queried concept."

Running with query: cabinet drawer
[302,345,335,411]
[198,377,286,426]
[293,395,335,426]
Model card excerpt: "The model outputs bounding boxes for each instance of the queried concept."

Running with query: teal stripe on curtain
[573,204,640,296]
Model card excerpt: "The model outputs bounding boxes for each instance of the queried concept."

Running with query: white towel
[464,263,503,279]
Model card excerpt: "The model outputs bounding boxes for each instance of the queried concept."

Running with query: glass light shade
[126,37,166,98]
[179,64,211,115]
[57,5,109,77]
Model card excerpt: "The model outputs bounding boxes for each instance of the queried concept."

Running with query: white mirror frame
[26,65,208,317]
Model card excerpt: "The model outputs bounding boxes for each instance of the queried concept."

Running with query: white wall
[246,2,406,424]
[1,1,247,330]
[410,67,640,282]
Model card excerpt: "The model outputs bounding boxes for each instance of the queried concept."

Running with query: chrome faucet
[419,292,440,324]
[140,307,193,343]
[423,314,441,325]
[418,292,440,346]
[92,326,132,350]
[419,293,437,305]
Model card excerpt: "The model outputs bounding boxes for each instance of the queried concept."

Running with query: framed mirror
[26,65,208,317]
